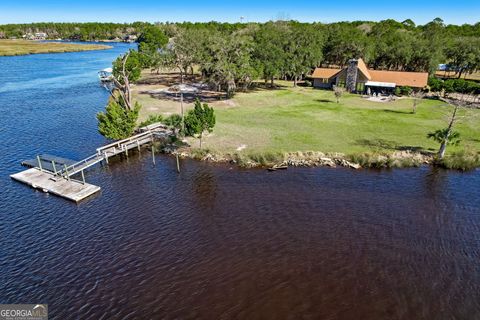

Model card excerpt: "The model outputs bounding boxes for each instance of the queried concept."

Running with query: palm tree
[427,104,461,159]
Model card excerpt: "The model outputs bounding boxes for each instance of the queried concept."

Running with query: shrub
[139,114,164,128]
[97,100,140,140]
[190,148,211,160]
[400,86,413,95]
[428,77,443,93]
[394,87,402,96]
[232,153,249,167]
[164,114,183,134]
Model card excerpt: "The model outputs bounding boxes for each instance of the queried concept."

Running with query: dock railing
[96,130,155,155]
[57,153,103,178]
[51,122,171,179]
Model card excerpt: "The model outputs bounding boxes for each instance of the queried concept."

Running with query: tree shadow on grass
[396,146,432,155]
[356,138,397,150]
[141,90,227,104]
[137,72,201,86]
[356,138,433,155]
[382,109,413,115]
[315,99,335,103]
[247,83,290,92]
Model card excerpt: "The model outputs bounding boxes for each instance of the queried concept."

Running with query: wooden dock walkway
[11,123,171,202]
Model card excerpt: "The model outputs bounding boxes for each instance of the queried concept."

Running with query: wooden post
[51,160,57,175]
[181,92,185,134]
[125,145,128,158]
[137,140,140,152]
[81,170,85,185]
[176,153,180,173]
[37,155,43,172]
[152,144,156,165]
[104,152,109,164]
[64,164,70,181]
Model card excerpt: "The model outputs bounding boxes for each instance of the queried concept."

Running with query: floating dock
[11,123,171,202]
[10,168,101,202]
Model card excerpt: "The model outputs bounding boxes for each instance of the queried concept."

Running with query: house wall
[334,70,346,87]
[313,78,333,89]
[357,72,369,83]
[333,69,368,92]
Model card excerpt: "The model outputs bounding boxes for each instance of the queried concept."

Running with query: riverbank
[134,72,480,170]
[163,146,479,171]
[0,39,111,56]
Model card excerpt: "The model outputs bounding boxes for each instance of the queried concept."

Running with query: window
[322,78,329,83]
[356,82,365,92]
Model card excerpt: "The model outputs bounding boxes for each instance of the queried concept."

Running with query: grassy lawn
[135,80,480,158]
[0,40,111,56]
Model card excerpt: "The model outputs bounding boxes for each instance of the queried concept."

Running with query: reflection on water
[1,44,480,319]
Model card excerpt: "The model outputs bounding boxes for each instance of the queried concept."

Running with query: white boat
[98,67,113,82]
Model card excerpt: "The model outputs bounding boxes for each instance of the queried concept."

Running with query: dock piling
[51,160,57,175]
[37,155,43,172]
[176,154,180,173]
[152,144,156,165]
[63,164,70,181]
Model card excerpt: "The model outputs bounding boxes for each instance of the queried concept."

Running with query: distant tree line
[130,19,480,97]
[0,22,150,41]
[6,19,477,94]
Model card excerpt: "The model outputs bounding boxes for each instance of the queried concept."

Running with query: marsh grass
[0,40,111,56]
[348,152,423,168]
[437,151,480,171]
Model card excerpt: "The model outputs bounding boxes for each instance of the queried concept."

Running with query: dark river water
[1,44,480,320]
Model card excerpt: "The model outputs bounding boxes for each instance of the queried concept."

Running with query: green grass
[137,81,480,159]
[0,40,111,56]
[438,151,480,170]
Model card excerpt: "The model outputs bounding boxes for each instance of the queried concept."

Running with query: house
[34,32,47,40]
[24,32,48,40]
[124,34,138,43]
[312,58,428,93]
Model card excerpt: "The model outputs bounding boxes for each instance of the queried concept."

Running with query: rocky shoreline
[162,147,433,170]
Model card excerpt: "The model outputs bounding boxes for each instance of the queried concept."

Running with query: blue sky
[0,0,478,25]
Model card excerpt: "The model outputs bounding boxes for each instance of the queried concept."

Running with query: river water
[1,44,480,319]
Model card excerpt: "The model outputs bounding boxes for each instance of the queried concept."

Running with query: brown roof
[311,61,428,88]
[357,58,371,80]
[311,68,342,79]
[369,70,428,88]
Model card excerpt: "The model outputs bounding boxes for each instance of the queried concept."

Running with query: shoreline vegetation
[164,147,479,171]
[0,40,111,56]
[134,72,480,171]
